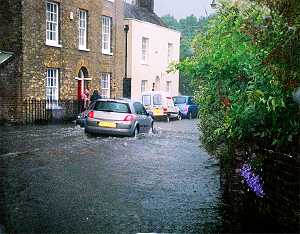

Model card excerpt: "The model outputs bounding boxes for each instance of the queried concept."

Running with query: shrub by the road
[176,0,300,156]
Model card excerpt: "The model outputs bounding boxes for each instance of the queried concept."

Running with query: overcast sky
[154,0,215,19]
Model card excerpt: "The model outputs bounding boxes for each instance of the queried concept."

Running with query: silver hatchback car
[85,99,154,137]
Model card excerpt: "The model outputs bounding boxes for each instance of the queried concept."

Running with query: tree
[176,0,300,155]
[160,14,178,30]
[161,15,209,95]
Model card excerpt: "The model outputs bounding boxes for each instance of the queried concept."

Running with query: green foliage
[177,0,300,155]
[160,14,178,30]
[161,15,209,95]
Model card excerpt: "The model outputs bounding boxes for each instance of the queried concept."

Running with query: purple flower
[240,163,265,198]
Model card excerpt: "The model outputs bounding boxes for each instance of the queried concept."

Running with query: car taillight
[123,114,135,121]
[163,107,168,113]
[88,111,94,118]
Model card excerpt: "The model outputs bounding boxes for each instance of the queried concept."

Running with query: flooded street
[0,120,221,233]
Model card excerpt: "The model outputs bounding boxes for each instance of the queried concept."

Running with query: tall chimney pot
[136,0,154,12]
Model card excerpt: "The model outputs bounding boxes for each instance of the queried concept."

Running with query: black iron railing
[23,99,84,124]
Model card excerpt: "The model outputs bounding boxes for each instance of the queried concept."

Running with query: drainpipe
[123,24,130,98]
[124,24,129,79]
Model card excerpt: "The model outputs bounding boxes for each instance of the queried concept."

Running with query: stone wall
[0,0,23,53]
[0,57,23,124]
[0,0,124,123]
[21,0,124,101]
[0,0,23,124]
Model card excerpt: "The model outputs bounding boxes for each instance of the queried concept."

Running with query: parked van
[141,91,180,122]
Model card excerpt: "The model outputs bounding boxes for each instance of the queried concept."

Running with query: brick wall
[0,0,125,123]
[220,152,300,233]
[21,0,124,101]
[0,0,23,124]
[0,57,22,124]
[0,0,22,54]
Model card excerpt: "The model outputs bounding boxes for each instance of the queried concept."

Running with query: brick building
[0,0,125,123]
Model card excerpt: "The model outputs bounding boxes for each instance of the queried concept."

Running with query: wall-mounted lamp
[70,12,74,20]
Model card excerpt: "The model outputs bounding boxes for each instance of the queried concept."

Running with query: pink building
[124,0,181,101]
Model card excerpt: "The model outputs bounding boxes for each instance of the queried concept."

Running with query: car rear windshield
[94,101,131,114]
[173,96,187,104]
[153,94,162,105]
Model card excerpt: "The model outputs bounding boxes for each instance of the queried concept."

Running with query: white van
[141,91,180,122]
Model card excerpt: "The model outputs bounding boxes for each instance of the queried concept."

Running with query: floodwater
[0,119,222,233]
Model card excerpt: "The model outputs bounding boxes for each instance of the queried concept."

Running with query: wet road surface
[0,119,221,233]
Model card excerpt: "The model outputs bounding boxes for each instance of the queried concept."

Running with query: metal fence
[23,99,83,124]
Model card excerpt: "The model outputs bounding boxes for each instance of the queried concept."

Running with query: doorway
[77,67,90,101]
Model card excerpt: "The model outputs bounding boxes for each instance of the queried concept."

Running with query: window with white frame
[142,37,149,64]
[79,10,88,50]
[166,81,172,93]
[141,80,148,93]
[46,1,59,46]
[101,73,111,98]
[168,43,173,63]
[102,16,112,54]
[46,68,59,109]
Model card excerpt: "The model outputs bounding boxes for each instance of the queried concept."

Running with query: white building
[124,0,181,101]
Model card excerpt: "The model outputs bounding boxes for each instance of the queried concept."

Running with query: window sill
[46,42,62,48]
[102,51,113,56]
[141,63,149,66]
[46,105,62,110]
[79,47,90,52]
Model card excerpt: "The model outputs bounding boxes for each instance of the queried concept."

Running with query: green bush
[177,0,300,156]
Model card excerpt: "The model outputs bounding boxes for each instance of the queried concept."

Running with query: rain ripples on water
[0,120,222,233]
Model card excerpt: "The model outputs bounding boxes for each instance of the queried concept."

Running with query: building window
[46,1,60,46]
[46,68,59,109]
[168,43,173,63]
[141,80,148,93]
[102,16,112,55]
[79,10,88,50]
[101,73,111,98]
[166,81,172,93]
[142,37,149,64]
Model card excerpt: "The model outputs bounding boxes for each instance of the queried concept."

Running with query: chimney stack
[136,0,154,12]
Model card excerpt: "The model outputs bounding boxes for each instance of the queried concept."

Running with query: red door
[77,80,83,100]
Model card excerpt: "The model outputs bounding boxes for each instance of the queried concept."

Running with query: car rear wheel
[149,122,154,134]
[132,126,139,137]
[178,113,182,121]
[84,129,94,137]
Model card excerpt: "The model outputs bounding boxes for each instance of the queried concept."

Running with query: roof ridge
[124,2,167,28]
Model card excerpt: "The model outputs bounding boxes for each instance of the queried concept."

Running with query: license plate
[98,121,116,128]
[153,108,161,116]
